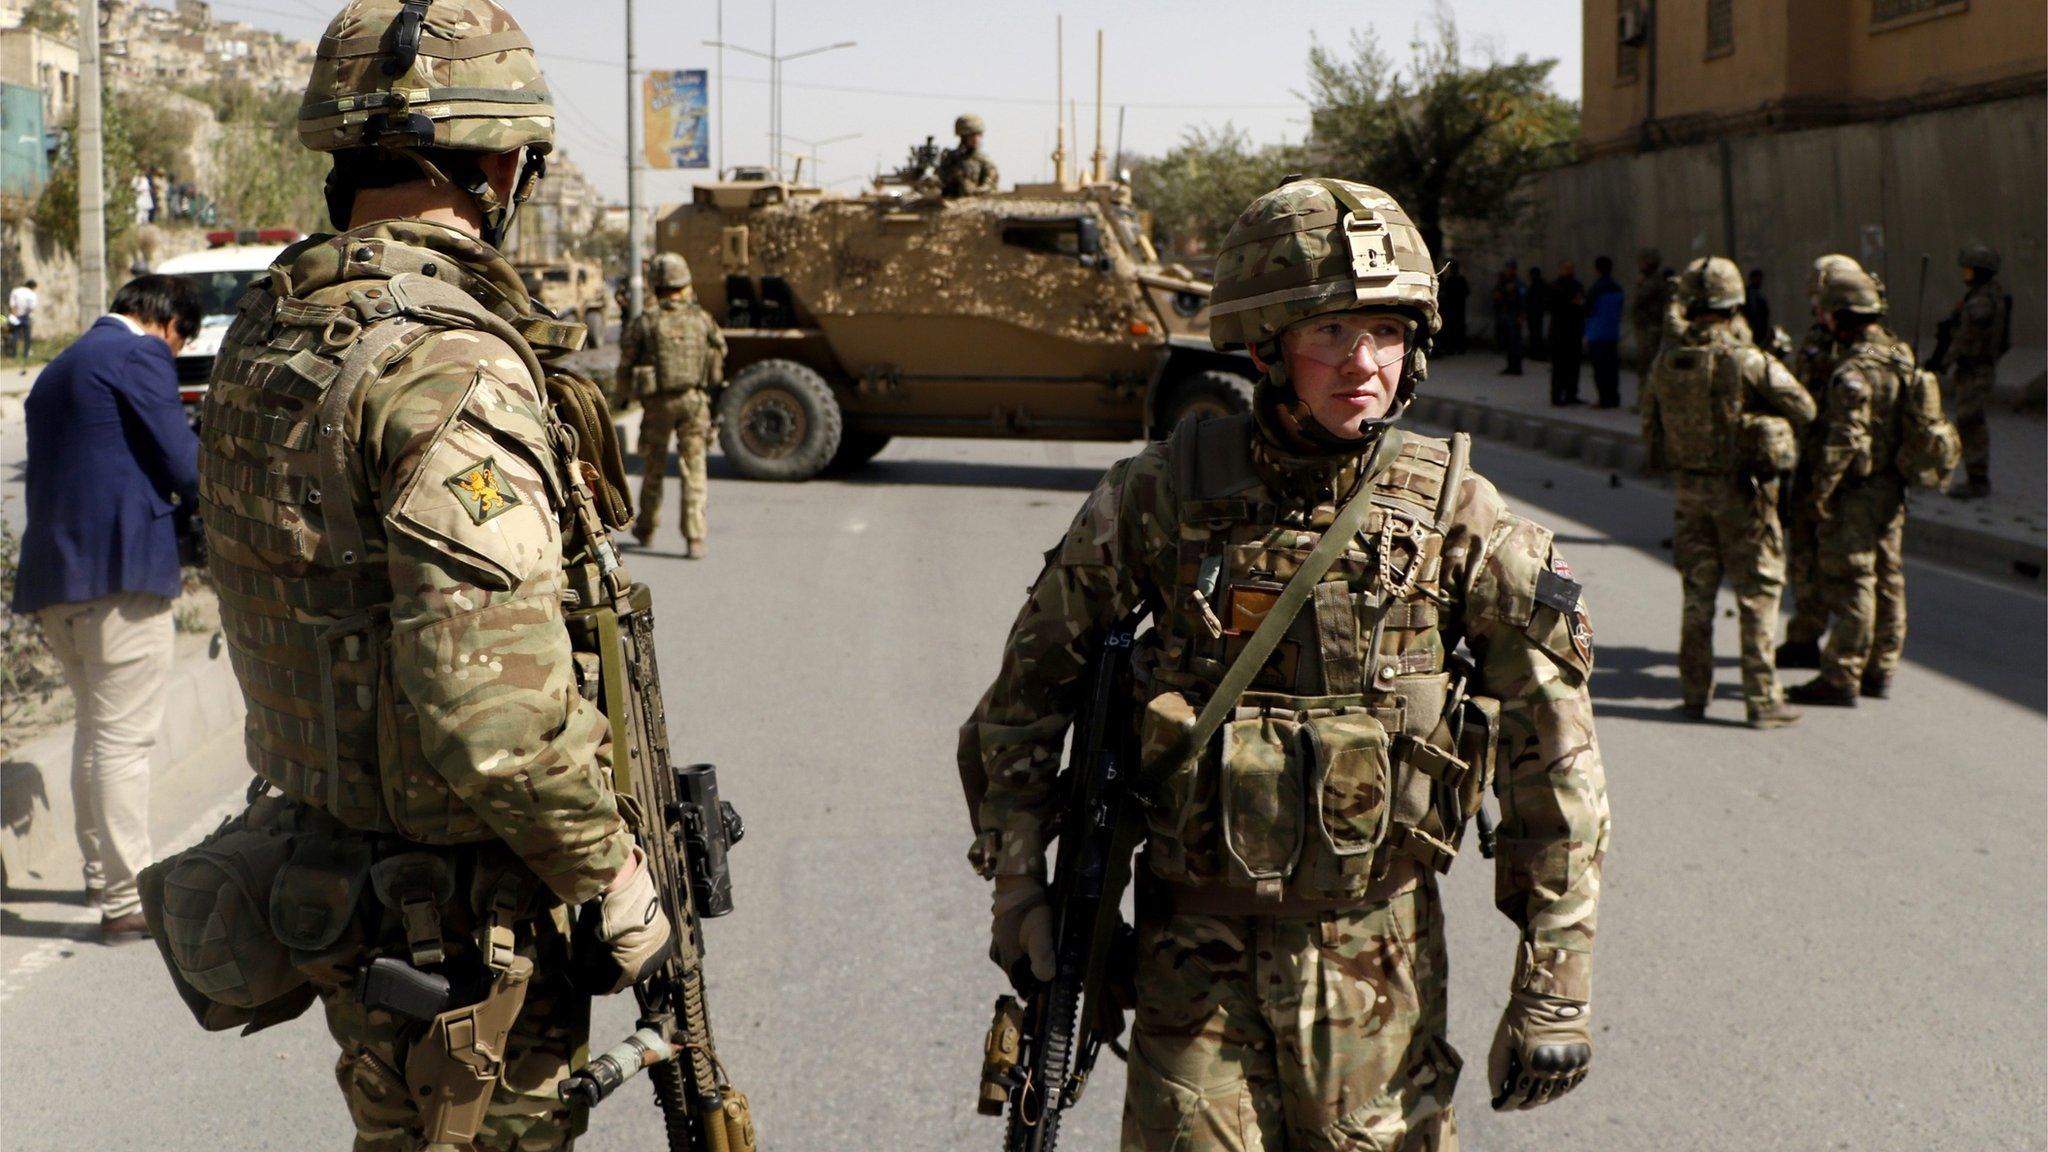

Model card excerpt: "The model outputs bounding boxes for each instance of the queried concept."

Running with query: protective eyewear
[1280,313,1411,368]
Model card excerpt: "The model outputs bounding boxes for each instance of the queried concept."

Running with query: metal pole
[1091,29,1105,184]
[77,0,106,317]
[769,0,778,179]
[716,0,725,176]
[625,0,643,321]
[1052,15,1066,187]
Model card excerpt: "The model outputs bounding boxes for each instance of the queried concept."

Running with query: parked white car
[156,229,301,418]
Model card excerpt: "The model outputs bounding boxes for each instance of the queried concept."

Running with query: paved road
[2,429,2041,1151]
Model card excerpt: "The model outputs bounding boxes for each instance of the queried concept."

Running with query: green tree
[193,82,329,230]
[18,0,75,37]
[32,102,139,257]
[1128,125,1303,259]
[1305,10,1578,258]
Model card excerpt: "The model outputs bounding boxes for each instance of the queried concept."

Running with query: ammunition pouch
[139,792,316,1033]
[1740,413,1799,474]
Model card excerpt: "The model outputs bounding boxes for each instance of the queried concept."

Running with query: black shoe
[1775,639,1821,669]
[1861,671,1892,699]
[1677,702,1708,722]
[1948,478,1990,501]
[1747,701,1803,730]
[1786,678,1858,707]
[100,911,149,945]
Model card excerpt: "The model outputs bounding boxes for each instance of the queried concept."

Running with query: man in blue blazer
[11,275,201,943]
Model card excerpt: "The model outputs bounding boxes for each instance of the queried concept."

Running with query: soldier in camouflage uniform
[1641,257,1814,728]
[619,251,726,557]
[1631,248,1669,384]
[1940,244,2009,500]
[1789,264,1917,706]
[939,113,1001,198]
[961,179,1610,1150]
[193,3,669,1148]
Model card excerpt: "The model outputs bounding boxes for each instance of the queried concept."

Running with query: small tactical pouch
[406,954,536,1146]
[139,794,314,1031]
[631,364,658,400]
[1218,704,1306,897]
[1740,413,1799,473]
[369,851,458,967]
[269,832,374,984]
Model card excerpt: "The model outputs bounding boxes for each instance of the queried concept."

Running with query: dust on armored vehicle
[515,255,616,346]
[654,171,1255,479]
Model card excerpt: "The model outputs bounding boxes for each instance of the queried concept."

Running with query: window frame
[1705,0,1735,59]
[1870,0,1968,34]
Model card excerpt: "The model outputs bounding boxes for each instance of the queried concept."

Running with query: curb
[1407,393,2047,587]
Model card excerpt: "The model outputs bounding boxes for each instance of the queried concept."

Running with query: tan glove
[584,848,673,994]
[1488,990,1592,1111]
[989,873,1055,993]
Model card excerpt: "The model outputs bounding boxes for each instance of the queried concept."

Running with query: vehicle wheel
[1159,369,1255,432]
[828,431,893,472]
[717,359,843,481]
[583,309,606,347]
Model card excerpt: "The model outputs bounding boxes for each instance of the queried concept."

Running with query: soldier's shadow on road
[0,899,97,941]
[1586,643,1750,725]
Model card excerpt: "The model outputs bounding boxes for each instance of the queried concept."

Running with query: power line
[543,58,1305,112]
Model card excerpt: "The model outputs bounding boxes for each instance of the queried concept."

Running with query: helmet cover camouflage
[1207,177,1439,353]
[1958,243,2001,275]
[955,113,985,137]
[1817,262,1884,316]
[299,0,554,156]
[1679,256,1745,311]
[651,252,692,291]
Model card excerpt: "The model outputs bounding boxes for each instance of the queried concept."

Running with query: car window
[178,270,262,319]
[1000,219,1082,259]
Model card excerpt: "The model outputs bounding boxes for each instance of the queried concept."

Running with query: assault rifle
[554,524,754,1149]
[979,616,1144,1152]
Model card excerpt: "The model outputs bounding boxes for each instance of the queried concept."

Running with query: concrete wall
[1465,91,2045,391]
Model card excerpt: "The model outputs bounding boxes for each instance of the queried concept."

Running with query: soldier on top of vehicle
[939,113,1001,197]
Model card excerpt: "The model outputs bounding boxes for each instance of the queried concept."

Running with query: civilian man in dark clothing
[9,276,201,944]
[1525,266,1550,360]
[1548,258,1587,406]
[1586,255,1627,408]
[1494,261,1524,375]
[1742,268,1772,348]
[1439,263,1470,355]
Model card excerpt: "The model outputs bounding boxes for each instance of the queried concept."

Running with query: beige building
[1506,1,2045,383]
[0,24,77,127]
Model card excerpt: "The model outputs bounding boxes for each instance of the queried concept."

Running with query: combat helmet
[955,113,985,138]
[1678,256,1745,311]
[300,0,553,243]
[1817,262,1884,316]
[651,252,693,292]
[1958,243,2001,276]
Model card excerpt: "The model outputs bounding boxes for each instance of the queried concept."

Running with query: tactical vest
[1133,415,1496,909]
[1954,282,2011,363]
[637,302,714,395]
[1652,335,1757,472]
[201,242,595,841]
[1837,337,1912,482]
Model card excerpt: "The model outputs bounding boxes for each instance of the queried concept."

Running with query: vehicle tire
[828,431,893,472]
[583,309,606,347]
[717,359,843,481]
[1159,369,1255,432]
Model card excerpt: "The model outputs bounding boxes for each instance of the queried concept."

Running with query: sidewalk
[1411,354,2047,585]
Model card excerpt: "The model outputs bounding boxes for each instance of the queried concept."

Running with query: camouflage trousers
[1122,883,1460,1151]
[1815,479,1907,689]
[1672,472,1786,715]
[637,389,712,542]
[1948,361,1995,482]
[322,906,588,1152]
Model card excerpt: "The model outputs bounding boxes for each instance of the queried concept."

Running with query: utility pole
[704,14,853,182]
[716,0,725,177]
[77,0,107,317]
[1090,29,1105,184]
[625,0,643,322]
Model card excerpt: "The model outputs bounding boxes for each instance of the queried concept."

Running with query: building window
[1616,4,1645,84]
[1872,0,1968,32]
[1705,0,1734,58]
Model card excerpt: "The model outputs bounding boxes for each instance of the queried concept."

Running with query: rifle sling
[1179,429,1405,760]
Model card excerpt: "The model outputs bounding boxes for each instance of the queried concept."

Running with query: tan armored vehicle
[515,256,616,346]
[653,174,1255,479]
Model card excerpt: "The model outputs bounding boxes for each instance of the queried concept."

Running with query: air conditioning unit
[1618,6,1649,46]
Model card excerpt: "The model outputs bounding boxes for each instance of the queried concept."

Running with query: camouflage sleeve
[960,447,1172,874]
[1753,351,1817,428]
[1809,361,1872,507]
[367,331,631,906]
[1955,290,2000,360]
[1452,474,1610,1000]
[703,310,727,386]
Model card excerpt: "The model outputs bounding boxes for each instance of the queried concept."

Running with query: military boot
[1860,670,1892,699]
[1948,475,1990,501]
[1746,700,1802,730]
[1774,639,1821,669]
[1786,677,1858,707]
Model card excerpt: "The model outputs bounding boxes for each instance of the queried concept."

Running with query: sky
[196,0,1585,205]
